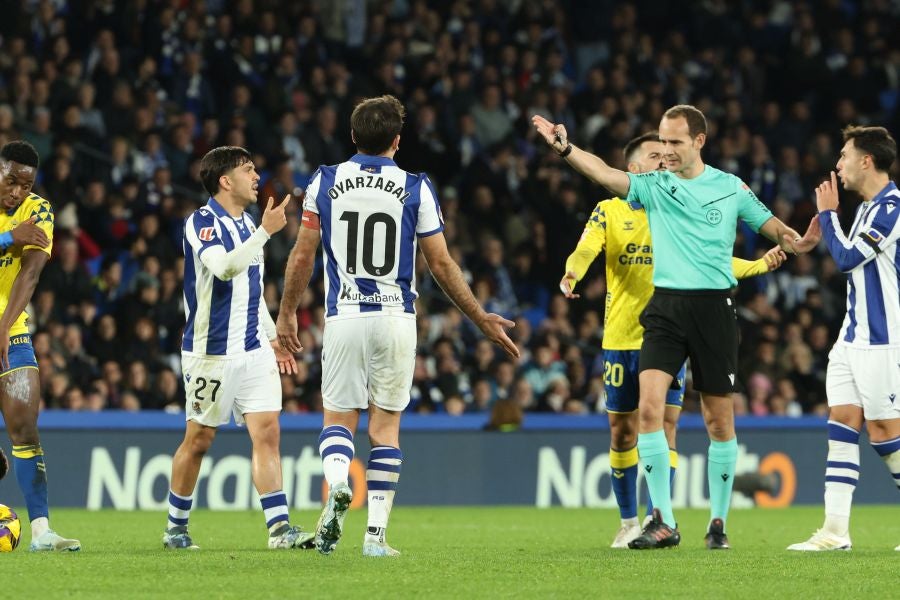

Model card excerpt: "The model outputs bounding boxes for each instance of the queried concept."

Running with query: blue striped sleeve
[184,209,223,257]
[416,174,444,238]
[818,210,873,273]
[303,168,323,215]
[861,200,900,252]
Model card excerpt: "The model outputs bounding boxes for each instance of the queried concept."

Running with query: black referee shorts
[638,288,738,395]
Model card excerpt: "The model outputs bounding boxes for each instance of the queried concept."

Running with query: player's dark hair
[841,125,897,172]
[663,104,708,138]
[351,95,406,155]
[199,146,252,196]
[0,140,40,168]
[623,132,661,163]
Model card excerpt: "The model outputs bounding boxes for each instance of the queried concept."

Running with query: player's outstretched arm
[731,247,787,279]
[531,115,631,198]
[277,222,321,354]
[759,215,821,255]
[419,232,520,359]
[0,249,48,371]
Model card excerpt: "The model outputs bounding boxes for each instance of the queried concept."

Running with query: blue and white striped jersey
[819,181,900,347]
[303,154,444,320]
[182,198,270,356]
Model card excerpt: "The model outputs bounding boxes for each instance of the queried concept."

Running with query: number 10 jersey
[303,154,444,320]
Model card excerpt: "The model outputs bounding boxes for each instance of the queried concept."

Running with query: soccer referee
[533,105,821,549]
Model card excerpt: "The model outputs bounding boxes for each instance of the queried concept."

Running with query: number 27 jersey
[303,154,444,320]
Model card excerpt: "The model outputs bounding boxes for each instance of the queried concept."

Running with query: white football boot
[362,527,400,557]
[611,519,642,548]
[268,523,316,549]
[31,530,81,552]
[787,529,852,551]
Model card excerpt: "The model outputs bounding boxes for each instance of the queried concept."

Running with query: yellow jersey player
[0,141,80,551]
[559,133,786,548]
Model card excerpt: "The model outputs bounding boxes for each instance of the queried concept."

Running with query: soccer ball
[0,504,21,551]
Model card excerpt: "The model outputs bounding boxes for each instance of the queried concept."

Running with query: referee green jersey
[625,166,773,290]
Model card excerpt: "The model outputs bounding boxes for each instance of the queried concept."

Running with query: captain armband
[301,210,320,230]
[858,228,884,254]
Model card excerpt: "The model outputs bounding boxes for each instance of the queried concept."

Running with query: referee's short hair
[624,132,660,163]
[351,95,406,155]
[842,125,897,173]
[663,104,708,138]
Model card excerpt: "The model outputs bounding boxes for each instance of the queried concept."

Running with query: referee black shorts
[638,287,738,395]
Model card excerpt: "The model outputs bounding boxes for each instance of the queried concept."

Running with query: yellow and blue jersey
[0,192,54,337]
[564,198,768,351]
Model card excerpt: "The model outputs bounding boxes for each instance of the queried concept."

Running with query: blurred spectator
[38,236,94,317]
[484,398,523,431]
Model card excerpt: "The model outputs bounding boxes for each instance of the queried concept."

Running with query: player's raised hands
[477,313,520,359]
[275,310,303,355]
[815,171,840,213]
[532,115,569,154]
[762,247,788,271]
[782,215,822,255]
[11,216,49,248]
[261,194,289,235]
[559,270,580,299]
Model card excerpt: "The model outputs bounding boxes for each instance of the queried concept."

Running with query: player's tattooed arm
[277,224,321,354]
[420,232,520,359]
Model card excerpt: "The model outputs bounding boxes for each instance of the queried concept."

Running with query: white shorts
[321,315,417,412]
[826,344,900,421]
[181,345,282,427]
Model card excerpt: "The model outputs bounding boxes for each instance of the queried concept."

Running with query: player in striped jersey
[789,126,900,552]
[0,141,80,551]
[277,95,519,557]
[164,146,315,551]
[561,133,786,548]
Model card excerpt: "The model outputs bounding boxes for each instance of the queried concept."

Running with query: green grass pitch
[4,506,896,598]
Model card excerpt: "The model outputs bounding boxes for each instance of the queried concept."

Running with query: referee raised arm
[533,106,820,550]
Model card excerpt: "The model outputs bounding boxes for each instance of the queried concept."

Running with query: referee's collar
[349,153,396,167]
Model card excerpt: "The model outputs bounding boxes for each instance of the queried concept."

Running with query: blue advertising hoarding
[0,412,894,509]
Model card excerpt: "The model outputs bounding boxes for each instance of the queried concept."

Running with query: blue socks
[12,444,48,522]
[610,446,639,519]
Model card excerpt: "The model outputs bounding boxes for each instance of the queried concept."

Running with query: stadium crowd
[0,0,898,418]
